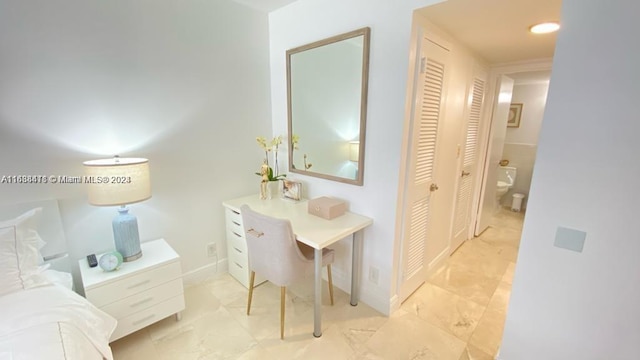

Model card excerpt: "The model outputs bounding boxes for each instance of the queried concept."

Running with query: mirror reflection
[287,27,370,185]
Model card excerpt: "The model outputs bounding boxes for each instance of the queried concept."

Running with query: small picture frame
[282,180,302,201]
[507,103,523,128]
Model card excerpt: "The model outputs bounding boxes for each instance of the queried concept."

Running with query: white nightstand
[78,238,185,342]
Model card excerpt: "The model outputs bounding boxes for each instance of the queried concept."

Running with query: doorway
[394,0,560,310]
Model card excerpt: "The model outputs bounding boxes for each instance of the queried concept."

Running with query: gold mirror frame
[286,27,371,186]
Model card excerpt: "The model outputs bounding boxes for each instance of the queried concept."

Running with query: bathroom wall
[500,80,549,209]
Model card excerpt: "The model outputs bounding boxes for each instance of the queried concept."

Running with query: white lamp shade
[349,141,360,162]
[83,157,151,206]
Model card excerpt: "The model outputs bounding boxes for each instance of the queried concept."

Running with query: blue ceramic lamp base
[113,206,142,262]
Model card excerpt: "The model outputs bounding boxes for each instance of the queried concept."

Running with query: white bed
[0,200,116,360]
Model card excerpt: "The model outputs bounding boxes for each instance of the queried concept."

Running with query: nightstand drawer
[110,294,185,342]
[86,261,182,308]
[100,278,184,319]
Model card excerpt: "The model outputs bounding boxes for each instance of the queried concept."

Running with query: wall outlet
[207,242,217,257]
[369,266,379,285]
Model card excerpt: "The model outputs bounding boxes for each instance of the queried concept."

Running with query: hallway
[402,207,524,359]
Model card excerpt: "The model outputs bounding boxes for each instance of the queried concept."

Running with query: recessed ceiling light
[529,22,560,34]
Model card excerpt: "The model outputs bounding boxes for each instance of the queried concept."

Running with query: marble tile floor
[111,208,524,360]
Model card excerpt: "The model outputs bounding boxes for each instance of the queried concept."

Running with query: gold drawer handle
[127,279,151,290]
[247,228,263,237]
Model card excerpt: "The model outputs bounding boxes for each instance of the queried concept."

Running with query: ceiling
[232,0,297,13]
[233,0,560,76]
[417,0,562,64]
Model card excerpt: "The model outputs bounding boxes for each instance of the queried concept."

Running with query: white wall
[501,81,549,208]
[499,0,640,358]
[0,0,272,289]
[269,0,438,314]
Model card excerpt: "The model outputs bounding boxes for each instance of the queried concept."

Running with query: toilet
[496,166,517,204]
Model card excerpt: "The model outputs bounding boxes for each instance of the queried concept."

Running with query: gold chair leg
[247,271,255,315]
[280,286,286,340]
[327,265,334,306]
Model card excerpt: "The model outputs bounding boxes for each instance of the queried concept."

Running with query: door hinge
[420,57,427,74]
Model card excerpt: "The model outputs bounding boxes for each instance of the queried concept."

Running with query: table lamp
[83,156,151,262]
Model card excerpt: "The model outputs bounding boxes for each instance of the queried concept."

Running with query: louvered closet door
[399,37,449,303]
[451,72,487,252]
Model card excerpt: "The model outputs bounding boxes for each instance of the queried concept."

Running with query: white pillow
[0,208,49,296]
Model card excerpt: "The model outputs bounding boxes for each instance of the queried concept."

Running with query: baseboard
[329,266,392,316]
[428,246,450,270]
[182,258,228,287]
[389,294,400,314]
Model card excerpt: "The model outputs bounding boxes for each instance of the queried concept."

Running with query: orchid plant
[255,135,286,181]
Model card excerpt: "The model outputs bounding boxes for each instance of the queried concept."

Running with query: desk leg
[314,248,323,337]
[351,229,363,306]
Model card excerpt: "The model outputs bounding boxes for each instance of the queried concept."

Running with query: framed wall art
[508,103,523,128]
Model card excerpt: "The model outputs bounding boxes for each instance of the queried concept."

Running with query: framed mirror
[287,27,370,186]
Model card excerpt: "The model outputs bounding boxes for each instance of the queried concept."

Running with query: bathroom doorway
[476,67,552,232]
[497,71,551,211]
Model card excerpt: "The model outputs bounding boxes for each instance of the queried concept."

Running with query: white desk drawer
[225,208,243,227]
[226,229,246,253]
[226,212,244,236]
[228,256,248,284]
[100,278,183,319]
[110,294,185,342]
[86,261,182,308]
[228,242,248,268]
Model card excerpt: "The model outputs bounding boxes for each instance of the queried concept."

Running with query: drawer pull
[232,221,241,226]
[232,210,240,215]
[127,279,151,290]
[131,314,156,326]
[234,262,243,269]
[247,228,263,237]
[234,247,242,253]
[232,232,242,238]
[130,297,154,308]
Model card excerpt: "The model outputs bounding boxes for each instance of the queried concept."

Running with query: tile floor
[111,208,523,359]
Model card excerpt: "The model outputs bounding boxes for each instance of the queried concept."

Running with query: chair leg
[280,286,286,340]
[327,265,334,306]
[247,271,255,315]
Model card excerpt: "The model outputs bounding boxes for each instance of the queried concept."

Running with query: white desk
[222,194,373,337]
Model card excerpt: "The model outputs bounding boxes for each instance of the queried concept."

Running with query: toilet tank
[497,166,517,185]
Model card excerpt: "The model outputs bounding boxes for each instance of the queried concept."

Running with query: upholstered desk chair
[240,205,335,339]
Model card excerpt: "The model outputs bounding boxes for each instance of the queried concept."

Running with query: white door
[475,75,514,235]
[398,35,450,302]
[451,68,487,251]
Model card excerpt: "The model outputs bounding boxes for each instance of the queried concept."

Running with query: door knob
[461,171,471,177]
[430,183,439,192]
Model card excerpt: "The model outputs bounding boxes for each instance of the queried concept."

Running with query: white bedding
[0,285,117,360]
